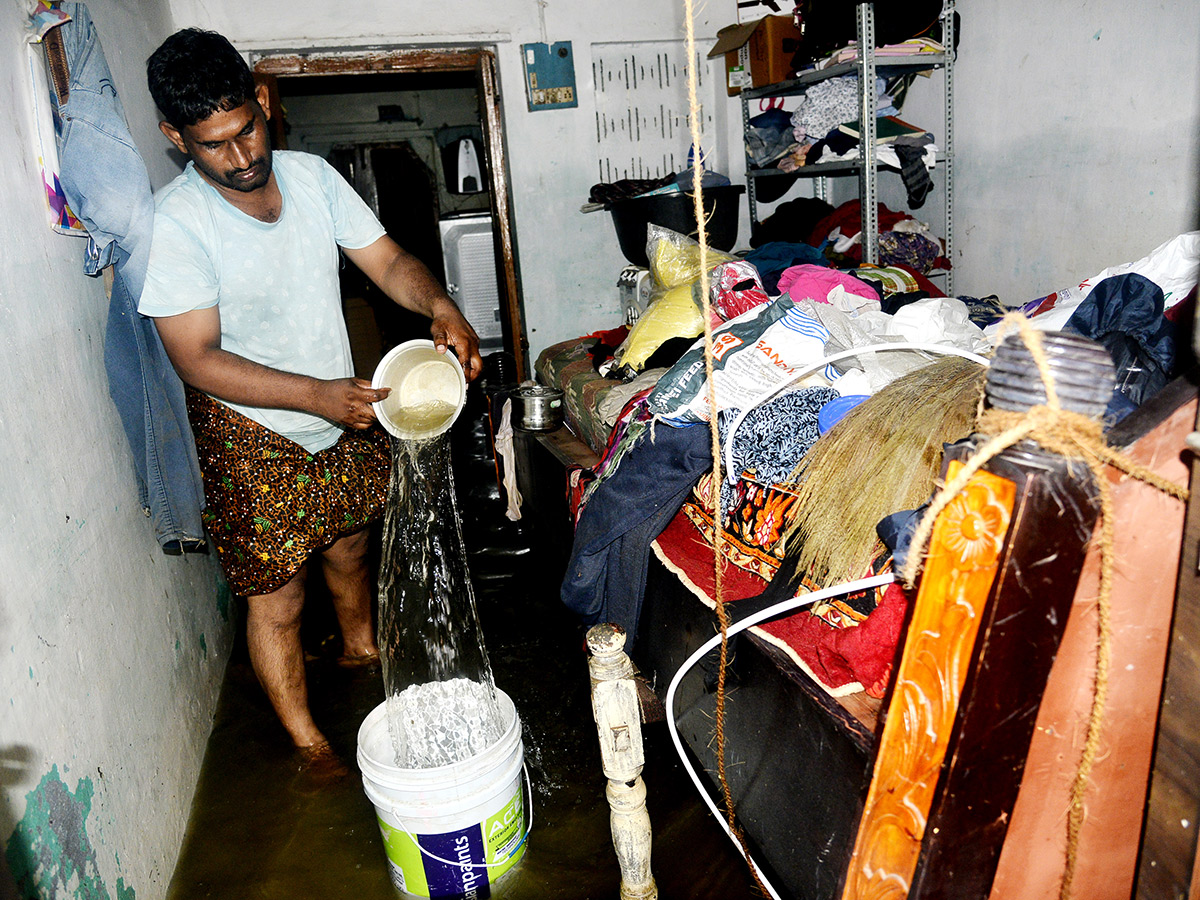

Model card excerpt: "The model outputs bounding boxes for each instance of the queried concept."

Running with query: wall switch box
[522,41,578,111]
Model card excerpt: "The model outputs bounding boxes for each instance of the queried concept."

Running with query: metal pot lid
[513,385,563,400]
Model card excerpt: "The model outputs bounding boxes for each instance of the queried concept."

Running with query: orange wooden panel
[842,465,1017,900]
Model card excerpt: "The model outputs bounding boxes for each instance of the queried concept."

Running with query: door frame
[251,46,528,378]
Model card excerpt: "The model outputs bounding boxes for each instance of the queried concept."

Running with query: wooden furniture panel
[989,396,1194,900]
[1136,384,1200,900]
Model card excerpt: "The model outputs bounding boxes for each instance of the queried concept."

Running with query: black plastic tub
[606,185,745,267]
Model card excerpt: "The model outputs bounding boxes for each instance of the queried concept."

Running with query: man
[139,28,482,776]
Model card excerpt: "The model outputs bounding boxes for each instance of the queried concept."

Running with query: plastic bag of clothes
[645,223,735,288]
[611,226,734,377]
[646,294,833,424]
[710,260,771,323]
[1009,231,1200,334]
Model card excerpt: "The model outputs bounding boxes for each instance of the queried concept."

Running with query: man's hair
[147,28,257,128]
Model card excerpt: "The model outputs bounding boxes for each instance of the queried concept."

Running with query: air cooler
[439,213,503,353]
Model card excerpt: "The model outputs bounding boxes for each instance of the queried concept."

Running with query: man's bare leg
[246,568,325,749]
[320,527,380,664]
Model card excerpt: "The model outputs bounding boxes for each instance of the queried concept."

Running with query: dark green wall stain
[5,765,136,900]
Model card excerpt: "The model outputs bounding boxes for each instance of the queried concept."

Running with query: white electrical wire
[664,572,897,900]
[722,342,991,484]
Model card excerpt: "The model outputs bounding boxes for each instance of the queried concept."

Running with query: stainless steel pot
[511,385,564,432]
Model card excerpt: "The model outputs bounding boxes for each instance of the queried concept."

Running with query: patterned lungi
[187,389,391,597]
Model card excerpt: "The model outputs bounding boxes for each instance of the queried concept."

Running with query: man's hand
[153,305,392,428]
[312,378,391,430]
[430,298,483,382]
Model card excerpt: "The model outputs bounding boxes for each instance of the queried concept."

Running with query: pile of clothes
[558,228,1200,662]
[747,71,939,209]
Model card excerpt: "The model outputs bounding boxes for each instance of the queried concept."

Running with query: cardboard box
[735,0,790,25]
[708,15,803,96]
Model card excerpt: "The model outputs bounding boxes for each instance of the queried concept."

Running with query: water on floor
[166,391,761,900]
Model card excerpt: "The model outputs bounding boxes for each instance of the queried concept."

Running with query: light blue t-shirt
[139,150,386,452]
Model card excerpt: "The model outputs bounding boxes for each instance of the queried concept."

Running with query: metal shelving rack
[742,0,956,294]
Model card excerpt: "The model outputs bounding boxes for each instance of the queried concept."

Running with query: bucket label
[421,826,489,898]
[377,787,525,900]
[484,792,524,864]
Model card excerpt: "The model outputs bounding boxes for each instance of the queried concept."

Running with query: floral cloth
[187,390,390,596]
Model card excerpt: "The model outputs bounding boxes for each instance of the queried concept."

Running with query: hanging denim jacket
[43,3,206,553]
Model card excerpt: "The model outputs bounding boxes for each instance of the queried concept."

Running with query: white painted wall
[0,1,230,897]
[949,0,1200,304]
[763,2,1200,306]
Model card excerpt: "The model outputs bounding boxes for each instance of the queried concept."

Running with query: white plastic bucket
[372,339,467,441]
[357,691,528,898]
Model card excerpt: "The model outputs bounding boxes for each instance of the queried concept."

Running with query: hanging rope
[681,2,771,895]
[900,313,1187,900]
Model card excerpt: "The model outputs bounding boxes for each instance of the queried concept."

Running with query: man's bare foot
[292,739,351,794]
[336,649,381,670]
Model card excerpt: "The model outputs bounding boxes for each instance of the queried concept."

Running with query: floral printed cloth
[187,390,389,596]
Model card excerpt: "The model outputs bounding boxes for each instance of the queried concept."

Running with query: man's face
[161,84,273,195]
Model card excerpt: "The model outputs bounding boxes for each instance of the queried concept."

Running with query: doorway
[252,47,527,379]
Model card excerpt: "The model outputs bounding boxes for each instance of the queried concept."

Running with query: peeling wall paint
[215,581,232,622]
[6,767,135,900]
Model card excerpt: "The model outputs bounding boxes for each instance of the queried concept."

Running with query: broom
[781,355,987,586]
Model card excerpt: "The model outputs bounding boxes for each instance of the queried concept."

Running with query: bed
[530,221,1199,899]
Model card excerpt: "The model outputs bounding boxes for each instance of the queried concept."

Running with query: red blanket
[651,506,908,698]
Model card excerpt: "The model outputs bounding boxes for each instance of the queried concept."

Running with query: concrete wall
[931,0,1200,304]
[0,2,230,898]
[757,2,1200,307]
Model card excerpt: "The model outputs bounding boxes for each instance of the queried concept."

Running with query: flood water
[376,433,503,769]
[165,402,760,900]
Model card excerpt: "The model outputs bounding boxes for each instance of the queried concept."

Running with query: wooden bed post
[587,623,658,900]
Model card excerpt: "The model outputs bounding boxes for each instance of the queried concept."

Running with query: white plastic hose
[664,572,897,900]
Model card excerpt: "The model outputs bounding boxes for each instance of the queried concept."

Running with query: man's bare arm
[344,235,484,381]
[153,305,387,430]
